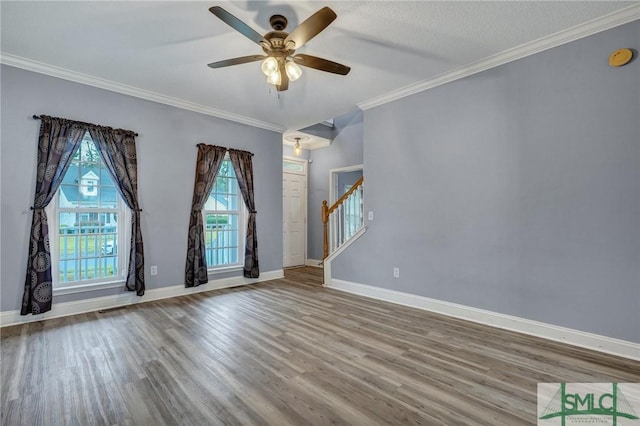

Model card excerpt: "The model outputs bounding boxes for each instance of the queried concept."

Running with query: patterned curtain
[21,116,86,315]
[228,149,259,278]
[185,144,227,287]
[89,126,145,296]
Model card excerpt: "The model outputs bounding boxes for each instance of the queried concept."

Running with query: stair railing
[322,177,364,260]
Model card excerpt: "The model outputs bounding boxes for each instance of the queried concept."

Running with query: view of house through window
[203,156,243,268]
[51,133,128,287]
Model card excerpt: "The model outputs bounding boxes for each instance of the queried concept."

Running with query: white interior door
[283,160,306,268]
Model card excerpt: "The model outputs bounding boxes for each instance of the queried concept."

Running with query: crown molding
[0,53,286,133]
[358,4,640,111]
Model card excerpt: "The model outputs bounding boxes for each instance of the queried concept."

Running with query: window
[283,159,305,174]
[48,133,129,292]
[203,156,244,270]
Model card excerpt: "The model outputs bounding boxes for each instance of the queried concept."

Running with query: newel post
[322,200,329,260]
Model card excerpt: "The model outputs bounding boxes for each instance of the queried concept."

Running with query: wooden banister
[322,176,364,259]
[322,200,329,260]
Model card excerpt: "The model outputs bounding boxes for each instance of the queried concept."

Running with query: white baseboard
[305,259,323,268]
[328,278,640,361]
[0,269,284,328]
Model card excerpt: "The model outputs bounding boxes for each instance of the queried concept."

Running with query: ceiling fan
[207,6,351,92]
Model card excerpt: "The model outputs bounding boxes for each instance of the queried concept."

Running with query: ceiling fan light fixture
[266,69,282,86]
[285,60,302,81]
[261,57,278,76]
[207,6,350,92]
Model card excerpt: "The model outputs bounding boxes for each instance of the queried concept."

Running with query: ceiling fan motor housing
[269,14,288,31]
[264,31,291,52]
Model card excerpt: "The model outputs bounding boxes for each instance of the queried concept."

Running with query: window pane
[228,213,239,228]
[283,160,304,173]
[214,176,226,194]
[55,134,124,286]
[59,258,78,283]
[204,213,240,267]
[205,213,226,227]
[59,137,117,209]
[59,184,79,207]
[57,210,119,284]
[204,194,223,211]
[79,187,99,206]
[79,139,100,165]
[219,160,232,178]
[227,194,238,210]
[204,157,242,268]
[229,179,238,194]
[100,187,118,208]
[229,229,238,248]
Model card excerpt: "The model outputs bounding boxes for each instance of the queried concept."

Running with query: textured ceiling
[1,1,638,132]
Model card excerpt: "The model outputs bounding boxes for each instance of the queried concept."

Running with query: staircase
[321,177,364,260]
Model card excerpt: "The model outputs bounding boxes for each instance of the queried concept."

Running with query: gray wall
[0,65,283,312]
[307,109,363,260]
[333,21,639,342]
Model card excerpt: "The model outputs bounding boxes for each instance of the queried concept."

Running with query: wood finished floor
[1,266,638,425]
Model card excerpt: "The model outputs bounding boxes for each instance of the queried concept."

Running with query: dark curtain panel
[228,149,259,278]
[185,144,227,287]
[21,116,86,315]
[89,126,145,296]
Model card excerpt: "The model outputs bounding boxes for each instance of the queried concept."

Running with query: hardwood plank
[1,267,638,425]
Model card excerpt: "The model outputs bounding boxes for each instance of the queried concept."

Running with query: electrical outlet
[393,267,400,278]
[150,265,158,276]
[368,211,374,221]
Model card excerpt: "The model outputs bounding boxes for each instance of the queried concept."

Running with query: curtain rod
[196,143,254,156]
[32,115,139,137]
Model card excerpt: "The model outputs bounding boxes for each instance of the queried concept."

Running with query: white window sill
[53,280,125,296]
[207,265,243,276]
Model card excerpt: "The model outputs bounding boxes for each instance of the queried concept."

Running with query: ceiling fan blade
[277,61,289,92]
[284,7,336,49]
[207,55,266,69]
[209,6,267,46]
[293,54,351,75]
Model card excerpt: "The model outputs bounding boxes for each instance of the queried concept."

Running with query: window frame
[48,134,131,295]
[202,156,246,274]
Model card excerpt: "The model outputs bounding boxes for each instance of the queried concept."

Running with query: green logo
[538,383,640,426]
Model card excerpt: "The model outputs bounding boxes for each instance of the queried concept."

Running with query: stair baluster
[322,177,364,260]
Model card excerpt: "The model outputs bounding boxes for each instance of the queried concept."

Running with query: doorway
[283,157,307,268]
